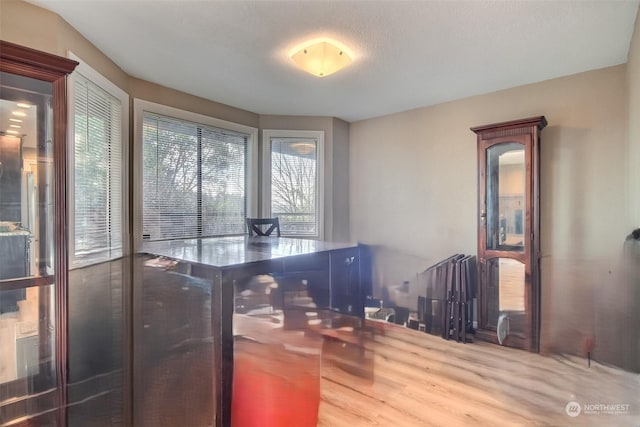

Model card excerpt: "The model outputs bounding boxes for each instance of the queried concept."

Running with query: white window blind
[270,137,318,237]
[72,73,123,266]
[142,112,248,241]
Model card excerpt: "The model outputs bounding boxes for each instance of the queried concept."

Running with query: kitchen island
[136,236,370,427]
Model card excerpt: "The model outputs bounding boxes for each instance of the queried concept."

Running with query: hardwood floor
[136,261,638,427]
[318,321,639,426]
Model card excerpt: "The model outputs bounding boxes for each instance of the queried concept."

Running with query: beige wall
[331,118,351,241]
[350,64,638,370]
[629,11,640,228]
[129,78,258,129]
[625,11,640,373]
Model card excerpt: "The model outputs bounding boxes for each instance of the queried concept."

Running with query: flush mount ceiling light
[289,38,353,77]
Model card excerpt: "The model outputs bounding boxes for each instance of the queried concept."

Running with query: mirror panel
[485,257,526,339]
[133,255,215,426]
[486,142,525,252]
[0,71,56,394]
[0,285,55,390]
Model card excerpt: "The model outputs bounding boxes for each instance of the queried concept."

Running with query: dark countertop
[139,236,357,268]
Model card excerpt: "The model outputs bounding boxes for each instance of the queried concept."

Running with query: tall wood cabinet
[471,117,546,352]
[0,40,77,425]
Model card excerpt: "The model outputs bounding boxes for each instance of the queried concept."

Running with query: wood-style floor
[137,261,638,427]
[318,321,640,427]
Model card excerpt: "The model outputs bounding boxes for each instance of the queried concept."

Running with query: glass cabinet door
[0,70,58,400]
[0,41,77,425]
[485,142,526,252]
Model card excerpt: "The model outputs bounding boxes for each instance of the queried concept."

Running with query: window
[134,100,258,244]
[262,130,324,238]
[68,55,128,267]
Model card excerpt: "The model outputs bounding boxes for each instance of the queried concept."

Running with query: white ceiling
[28,0,639,123]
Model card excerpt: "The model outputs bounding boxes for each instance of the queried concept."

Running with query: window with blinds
[72,73,123,266]
[269,137,319,237]
[142,112,248,241]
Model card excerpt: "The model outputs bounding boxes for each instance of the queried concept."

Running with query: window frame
[133,99,258,250]
[261,129,325,239]
[67,51,129,268]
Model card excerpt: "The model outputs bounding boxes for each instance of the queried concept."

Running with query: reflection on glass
[0,285,55,392]
[67,258,128,425]
[0,287,38,383]
[486,142,525,251]
[232,269,376,424]
[134,255,214,426]
[486,258,526,337]
[496,258,525,312]
[0,72,55,279]
[0,72,56,393]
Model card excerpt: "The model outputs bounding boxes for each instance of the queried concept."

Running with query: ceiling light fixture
[6,130,19,134]
[9,125,20,128]
[9,118,22,123]
[11,111,26,117]
[16,103,32,108]
[289,37,353,77]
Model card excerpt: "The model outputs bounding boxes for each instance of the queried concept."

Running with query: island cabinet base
[137,236,371,427]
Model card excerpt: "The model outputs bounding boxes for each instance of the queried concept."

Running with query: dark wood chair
[246,217,281,237]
